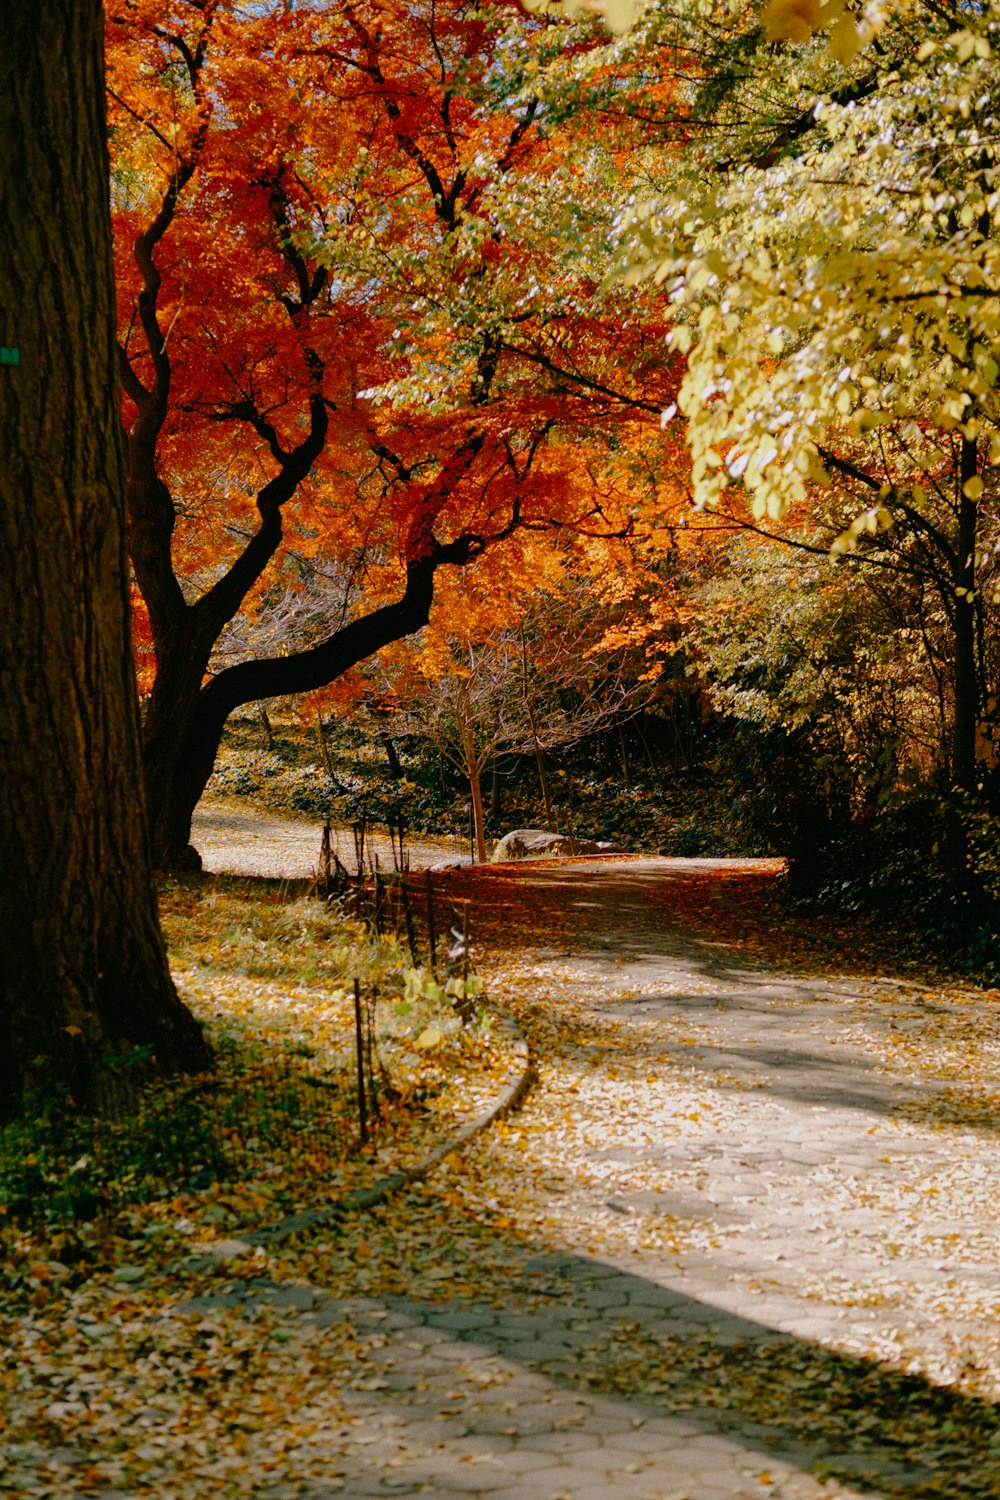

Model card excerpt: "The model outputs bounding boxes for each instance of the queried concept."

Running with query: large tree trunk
[0,1,211,1114]
[467,759,488,865]
[142,639,218,871]
[535,747,557,834]
[143,554,451,868]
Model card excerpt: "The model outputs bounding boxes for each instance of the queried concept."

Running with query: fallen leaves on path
[3,855,1000,1500]
[1,878,522,1499]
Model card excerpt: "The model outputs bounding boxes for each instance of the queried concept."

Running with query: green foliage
[790,787,1000,978]
[623,9,1000,516]
[207,709,760,857]
[686,525,1000,964]
[610,0,1000,842]
[690,534,945,814]
[0,1044,358,1232]
[0,886,482,1231]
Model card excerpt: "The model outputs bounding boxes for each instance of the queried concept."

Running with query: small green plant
[2,880,491,1237]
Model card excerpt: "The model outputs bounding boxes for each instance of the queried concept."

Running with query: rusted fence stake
[352,817,367,878]
[461,899,471,987]
[364,986,377,1117]
[353,978,368,1144]
[425,869,437,977]
[320,819,332,893]
[400,876,419,964]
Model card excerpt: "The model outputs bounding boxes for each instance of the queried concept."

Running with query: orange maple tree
[107,0,680,867]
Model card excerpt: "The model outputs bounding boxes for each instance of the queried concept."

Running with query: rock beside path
[491,827,627,862]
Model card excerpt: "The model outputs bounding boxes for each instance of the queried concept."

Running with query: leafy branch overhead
[106,0,1000,907]
[106,0,680,868]
[601,0,1000,794]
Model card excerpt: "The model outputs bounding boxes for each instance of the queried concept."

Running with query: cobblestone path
[185,856,1000,1500]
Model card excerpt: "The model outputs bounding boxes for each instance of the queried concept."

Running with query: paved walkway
[191,798,466,878]
[179,858,1000,1499]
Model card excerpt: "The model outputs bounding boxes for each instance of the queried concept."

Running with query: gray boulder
[490,828,627,863]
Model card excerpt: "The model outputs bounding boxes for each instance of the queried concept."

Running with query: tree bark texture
[465,749,488,865]
[0,1,211,1112]
[144,553,450,867]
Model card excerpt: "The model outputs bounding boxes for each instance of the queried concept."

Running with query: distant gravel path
[191,795,467,878]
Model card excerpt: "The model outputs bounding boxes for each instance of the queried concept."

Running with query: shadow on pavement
[458,860,1000,1138]
[281,1210,998,1500]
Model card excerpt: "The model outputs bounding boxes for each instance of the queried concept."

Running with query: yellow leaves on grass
[1,1281,363,1498]
[413,1024,445,1051]
[7,857,1000,1500]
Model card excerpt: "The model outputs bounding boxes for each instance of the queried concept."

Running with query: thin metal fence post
[352,817,367,878]
[425,869,437,977]
[459,899,473,1024]
[462,900,471,986]
[400,876,419,964]
[365,985,378,1119]
[321,819,332,894]
[353,979,368,1144]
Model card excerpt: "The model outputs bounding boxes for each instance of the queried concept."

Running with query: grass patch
[1,876,502,1257]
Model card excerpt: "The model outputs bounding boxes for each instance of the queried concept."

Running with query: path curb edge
[181,1012,532,1262]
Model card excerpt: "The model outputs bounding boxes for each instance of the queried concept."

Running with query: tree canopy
[93,0,1000,922]
[605,1,1000,805]
[106,0,680,866]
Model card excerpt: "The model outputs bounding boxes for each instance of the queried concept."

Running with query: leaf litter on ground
[3,854,1000,1499]
[0,874,522,1498]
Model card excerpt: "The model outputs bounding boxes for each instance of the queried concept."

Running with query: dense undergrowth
[206,710,761,859]
[203,710,1000,979]
[789,795,1000,984]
